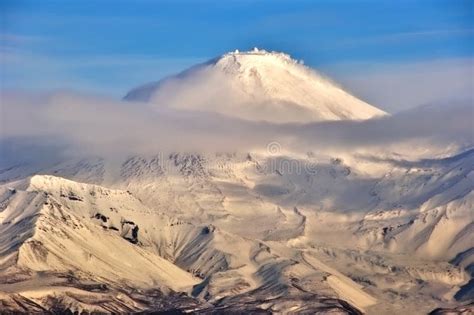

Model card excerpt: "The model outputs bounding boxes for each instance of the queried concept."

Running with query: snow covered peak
[217,47,296,65]
[124,49,387,123]
[211,48,302,76]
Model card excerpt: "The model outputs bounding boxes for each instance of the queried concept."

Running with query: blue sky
[1,0,473,110]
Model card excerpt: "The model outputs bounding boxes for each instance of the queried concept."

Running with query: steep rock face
[124,49,386,123]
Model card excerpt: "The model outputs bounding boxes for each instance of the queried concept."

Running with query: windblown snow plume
[0,49,473,314]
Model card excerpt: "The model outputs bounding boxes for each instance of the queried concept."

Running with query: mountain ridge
[0,147,472,313]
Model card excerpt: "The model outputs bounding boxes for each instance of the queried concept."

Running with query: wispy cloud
[0,33,46,45]
[0,48,203,96]
[323,58,474,113]
[1,90,472,166]
[385,28,474,38]
[350,28,474,45]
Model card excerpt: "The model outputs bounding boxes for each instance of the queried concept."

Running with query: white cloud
[0,90,472,166]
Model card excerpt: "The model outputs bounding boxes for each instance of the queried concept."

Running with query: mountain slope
[0,148,471,313]
[124,48,386,123]
[0,175,378,313]
[0,176,202,312]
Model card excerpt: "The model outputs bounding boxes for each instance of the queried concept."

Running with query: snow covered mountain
[124,48,386,123]
[1,149,472,313]
[0,50,472,314]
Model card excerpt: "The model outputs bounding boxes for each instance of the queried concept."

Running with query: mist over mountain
[0,49,473,314]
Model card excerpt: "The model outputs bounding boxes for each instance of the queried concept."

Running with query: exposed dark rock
[60,191,83,201]
[122,220,139,244]
[94,213,108,223]
[202,225,215,235]
[429,303,474,315]
[455,278,474,302]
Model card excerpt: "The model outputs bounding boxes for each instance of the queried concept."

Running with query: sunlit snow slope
[0,49,472,314]
[124,48,386,122]
[1,149,472,313]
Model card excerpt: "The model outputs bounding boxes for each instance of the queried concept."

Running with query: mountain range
[0,49,472,314]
